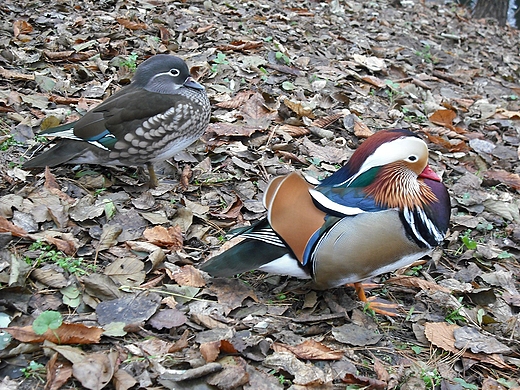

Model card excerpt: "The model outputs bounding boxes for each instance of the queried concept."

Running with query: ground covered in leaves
[1,0,520,389]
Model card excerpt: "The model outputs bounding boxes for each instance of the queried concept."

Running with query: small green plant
[405,264,423,277]
[21,361,46,382]
[445,298,467,325]
[460,230,477,250]
[25,240,95,276]
[0,135,24,151]
[415,44,434,63]
[33,310,63,343]
[384,80,403,105]
[120,52,139,71]
[421,368,442,389]
[268,370,292,386]
[211,52,229,73]
[275,51,291,65]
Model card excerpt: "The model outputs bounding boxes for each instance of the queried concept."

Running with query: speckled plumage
[23,54,211,187]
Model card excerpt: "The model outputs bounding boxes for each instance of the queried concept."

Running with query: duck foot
[353,282,401,317]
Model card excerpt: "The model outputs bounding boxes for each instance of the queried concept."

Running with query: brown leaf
[0,66,35,81]
[44,168,76,204]
[5,323,103,344]
[282,98,315,119]
[45,353,73,390]
[278,124,310,137]
[72,350,118,390]
[200,341,221,363]
[215,90,255,109]
[112,369,137,390]
[361,75,386,88]
[424,322,511,369]
[210,197,243,220]
[13,20,33,38]
[429,109,457,128]
[241,93,277,129]
[216,40,263,52]
[158,26,170,43]
[0,215,27,237]
[43,50,98,62]
[483,169,520,190]
[116,18,148,30]
[424,132,469,152]
[44,236,77,256]
[194,24,214,34]
[168,329,190,353]
[385,275,450,293]
[312,113,345,128]
[273,339,343,360]
[354,121,374,138]
[172,265,206,287]
[143,225,183,250]
[207,123,258,137]
[180,164,192,190]
[342,372,387,389]
[373,357,389,383]
[208,278,259,313]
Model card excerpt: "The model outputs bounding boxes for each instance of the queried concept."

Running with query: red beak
[419,166,441,181]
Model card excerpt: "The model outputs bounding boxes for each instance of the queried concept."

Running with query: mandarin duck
[23,54,211,187]
[201,129,450,315]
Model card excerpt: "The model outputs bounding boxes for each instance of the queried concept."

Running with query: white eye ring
[169,68,180,77]
[407,155,418,162]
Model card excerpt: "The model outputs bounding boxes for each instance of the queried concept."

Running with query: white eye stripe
[169,68,180,76]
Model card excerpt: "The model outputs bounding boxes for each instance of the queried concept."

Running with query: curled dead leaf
[116,18,148,30]
[4,323,103,344]
[172,265,206,288]
[272,339,343,360]
[143,225,183,250]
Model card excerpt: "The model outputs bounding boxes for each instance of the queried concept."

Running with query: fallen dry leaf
[342,372,387,389]
[272,339,343,360]
[45,352,73,390]
[424,322,511,369]
[115,18,147,30]
[215,90,255,109]
[5,323,103,344]
[0,215,27,237]
[429,109,457,128]
[143,225,183,250]
[172,265,206,287]
[386,275,450,293]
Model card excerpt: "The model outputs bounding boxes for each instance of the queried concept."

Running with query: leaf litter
[1,0,520,388]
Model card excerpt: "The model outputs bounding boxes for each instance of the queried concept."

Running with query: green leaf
[453,377,478,389]
[281,81,295,91]
[32,311,63,335]
[410,345,423,354]
[102,322,127,337]
[0,313,12,350]
[103,199,117,220]
[461,234,477,250]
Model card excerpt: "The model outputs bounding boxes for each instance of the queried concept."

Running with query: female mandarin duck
[23,55,210,187]
[201,129,450,315]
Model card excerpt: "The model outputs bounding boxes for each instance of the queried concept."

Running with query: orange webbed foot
[353,282,401,317]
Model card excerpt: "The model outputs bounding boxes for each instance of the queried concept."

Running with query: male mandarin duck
[23,54,211,187]
[201,129,451,315]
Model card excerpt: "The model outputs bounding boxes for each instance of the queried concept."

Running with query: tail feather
[200,219,291,277]
[23,139,109,168]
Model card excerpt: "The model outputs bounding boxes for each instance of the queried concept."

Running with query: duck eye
[169,68,180,77]
[408,155,418,162]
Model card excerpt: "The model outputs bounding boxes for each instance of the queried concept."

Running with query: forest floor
[1,0,520,389]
